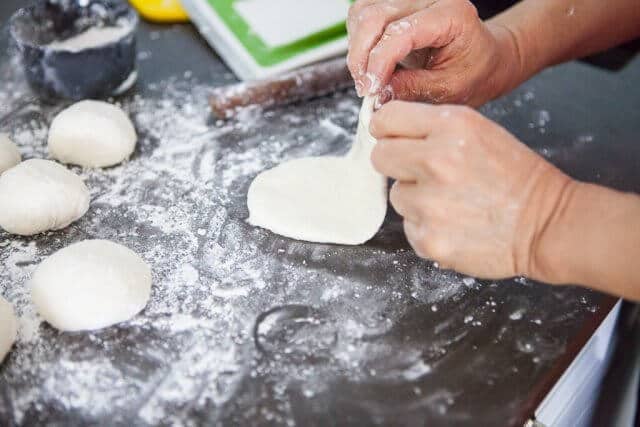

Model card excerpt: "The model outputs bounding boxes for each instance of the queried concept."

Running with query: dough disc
[247,97,387,245]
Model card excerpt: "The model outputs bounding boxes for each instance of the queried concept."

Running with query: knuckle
[425,236,453,261]
[416,151,433,174]
[386,19,412,37]
[451,105,477,122]
[463,1,480,19]
[453,0,478,17]
[359,4,383,23]
[389,182,404,207]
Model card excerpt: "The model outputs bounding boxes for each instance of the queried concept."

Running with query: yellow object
[129,0,190,23]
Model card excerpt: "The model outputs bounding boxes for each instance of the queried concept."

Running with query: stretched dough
[30,240,152,332]
[48,100,137,168]
[0,134,20,174]
[247,97,387,245]
[0,159,90,236]
[0,296,17,363]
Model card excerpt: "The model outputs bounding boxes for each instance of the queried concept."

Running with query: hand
[370,101,574,279]
[347,0,522,106]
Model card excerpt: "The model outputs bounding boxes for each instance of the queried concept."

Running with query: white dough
[30,240,152,332]
[0,296,17,363]
[247,97,387,245]
[48,100,137,168]
[0,159,90,236]
[0,134,21,174]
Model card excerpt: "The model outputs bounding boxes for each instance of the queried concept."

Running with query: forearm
[531,181,640,301]
[488,0,640,91]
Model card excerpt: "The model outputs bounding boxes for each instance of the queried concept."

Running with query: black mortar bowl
[9,0,139,100]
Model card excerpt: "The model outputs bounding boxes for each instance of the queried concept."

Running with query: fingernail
[364,72,381,95]
[355,80,364,97]
[379,85,394,105]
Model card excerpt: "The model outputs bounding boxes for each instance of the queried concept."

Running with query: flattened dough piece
[247,97,387,245]
[0,296,17,363]
[0,159,90,236]
[48,100,137,168]
[0,134,21,174]
[30,240,152,332]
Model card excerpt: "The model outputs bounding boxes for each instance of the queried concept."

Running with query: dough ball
[0,134,21,174]
[48,100,137,168]
[0,159,90,236]
[31,240,152,332]
[0,296,18,363]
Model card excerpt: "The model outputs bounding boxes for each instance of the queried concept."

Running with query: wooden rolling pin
[210,57,353,119]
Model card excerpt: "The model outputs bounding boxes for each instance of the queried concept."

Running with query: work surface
[1,5,639,427]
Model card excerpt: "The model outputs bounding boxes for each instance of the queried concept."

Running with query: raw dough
[0,296,17,363]
[247,97,387,245]
[30,240,152,332]
[0,134,21,174]
[0,159,90,236]
[48,100,137,168]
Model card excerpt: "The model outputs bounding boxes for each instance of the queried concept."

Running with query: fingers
[370,101,459,139]
[388,69,456,104]
[365,5,460,95]
[347,0,424,95]
[389,181,422,222]
[371,137,424,181]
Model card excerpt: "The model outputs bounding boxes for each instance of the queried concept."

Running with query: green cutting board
[208,0,350,67]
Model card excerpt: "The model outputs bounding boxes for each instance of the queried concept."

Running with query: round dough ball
[48,100,137,168]
[0,296,18,363]
[0,134,21,174]
[30,240,152,331]
[0,159,90,236]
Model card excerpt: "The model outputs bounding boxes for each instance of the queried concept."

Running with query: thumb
[386,69,452,104]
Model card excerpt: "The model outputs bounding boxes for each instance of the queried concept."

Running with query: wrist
[485,21,527,98]
[529,182,640,296]
[526,177,582,285]
[512,162,576,283]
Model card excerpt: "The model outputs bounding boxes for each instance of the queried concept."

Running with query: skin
[348,0,640,300]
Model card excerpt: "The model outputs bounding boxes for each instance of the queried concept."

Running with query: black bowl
[9,0,139,100]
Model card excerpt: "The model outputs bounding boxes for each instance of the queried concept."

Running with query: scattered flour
[0,48,601,425]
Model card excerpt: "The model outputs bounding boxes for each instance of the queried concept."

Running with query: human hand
[370,101,573,279]
[347,0,522,106]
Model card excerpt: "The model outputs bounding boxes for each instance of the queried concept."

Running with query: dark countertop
[0,1,637,426]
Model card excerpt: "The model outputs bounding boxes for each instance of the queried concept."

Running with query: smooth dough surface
[0,159,90,236]
[0,296,17,363]
[0,134,21,174]
[30,240,152,332]
[48,100,137,168]
[247,97,387,245]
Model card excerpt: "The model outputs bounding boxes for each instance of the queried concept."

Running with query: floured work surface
[1,13,639,427]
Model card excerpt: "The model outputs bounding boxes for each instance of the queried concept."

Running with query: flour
[0,47,598,424]
[47,26,132,52]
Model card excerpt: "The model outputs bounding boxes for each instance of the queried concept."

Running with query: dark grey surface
[0,1,638,426]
